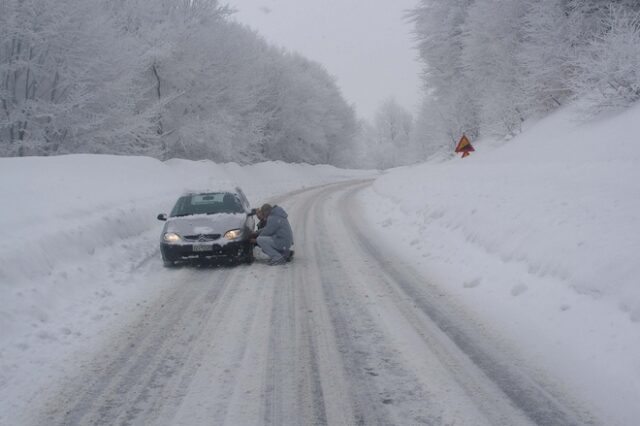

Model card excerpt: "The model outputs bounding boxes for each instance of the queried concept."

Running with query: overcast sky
[223,0,423,121]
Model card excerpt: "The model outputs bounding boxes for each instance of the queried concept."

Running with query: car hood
[165,213,246,237]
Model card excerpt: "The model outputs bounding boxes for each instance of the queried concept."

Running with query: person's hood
[271,205,288,219]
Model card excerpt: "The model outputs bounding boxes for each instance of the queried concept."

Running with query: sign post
[455,134,475,158]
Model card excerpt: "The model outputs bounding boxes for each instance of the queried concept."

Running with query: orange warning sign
[455,134,475,158]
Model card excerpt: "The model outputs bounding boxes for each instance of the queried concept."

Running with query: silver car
[157,188,256,266]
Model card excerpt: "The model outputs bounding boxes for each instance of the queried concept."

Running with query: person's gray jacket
[258,205,293,250]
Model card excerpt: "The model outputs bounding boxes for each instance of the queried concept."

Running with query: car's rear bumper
[161,240,250,261]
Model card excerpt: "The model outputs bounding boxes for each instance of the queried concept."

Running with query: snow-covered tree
[1,0,358,166]
[570,5,640,111]
[0,0,147,156]
[518,0,573,115]
[261,52,357,165]
[408,0,478,155]
[370,98,414,168]
[410,0,640,159]
[411,97,455,159]
[462,0,529,137]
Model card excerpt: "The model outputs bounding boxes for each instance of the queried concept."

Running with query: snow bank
[0,154,369,331]
[359,104,640,425]
[0,155,370,422]
[0,155,366,288]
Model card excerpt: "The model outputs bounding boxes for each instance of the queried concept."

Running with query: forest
[0,0,358,165]
[2,0,640,167]
[410,0,640,157]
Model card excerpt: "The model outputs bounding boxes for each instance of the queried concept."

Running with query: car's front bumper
[160,240,250,262]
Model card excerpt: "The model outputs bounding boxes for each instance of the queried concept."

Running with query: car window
[170,193,244,217]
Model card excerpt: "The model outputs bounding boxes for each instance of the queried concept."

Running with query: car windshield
[170,192,244,217]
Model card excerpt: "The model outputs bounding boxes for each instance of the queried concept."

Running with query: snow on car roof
[180,179,242,196]
[181,189,237,196]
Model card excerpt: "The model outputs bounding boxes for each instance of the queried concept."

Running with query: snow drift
[359,104,640,425]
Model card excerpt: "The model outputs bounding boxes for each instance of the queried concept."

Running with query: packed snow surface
[0,156,371,423]
[1,104,639,425]
[359,104,640,425]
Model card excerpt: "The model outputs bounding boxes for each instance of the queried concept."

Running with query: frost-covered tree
[567,0,640,39]
[412,97,456,159]
[370,97,414,168]
[262,52,357,165]
[462,0,529,136]
[518,0,573,115]
[570,5,640,111]
[0,0,146,156]
[410,0,640,159]
[348,120,379,169]
[408,0,479,154]
[1,0,358,166]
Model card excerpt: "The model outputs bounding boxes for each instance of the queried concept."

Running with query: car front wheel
[161,253,178,267]
[244,245,255,264]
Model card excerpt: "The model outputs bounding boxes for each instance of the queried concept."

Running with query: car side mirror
[248,208,257,216]
[157,213,167,221]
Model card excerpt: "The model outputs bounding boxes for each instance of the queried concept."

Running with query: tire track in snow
[261,207,328,425]
[307,184,399,425]
[306,182,443,425]
[338,182,596,426]
[31,179,597,426]
[39,266,242,426]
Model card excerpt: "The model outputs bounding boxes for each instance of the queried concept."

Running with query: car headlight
[163,232,182,243]
[224,229,242,240]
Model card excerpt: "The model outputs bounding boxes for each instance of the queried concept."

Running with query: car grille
[183,234,221,242]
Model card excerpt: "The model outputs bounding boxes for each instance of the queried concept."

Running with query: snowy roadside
[0,154,372,423]
[358,104,640,426]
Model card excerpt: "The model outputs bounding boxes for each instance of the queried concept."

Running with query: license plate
[192,244,212,252]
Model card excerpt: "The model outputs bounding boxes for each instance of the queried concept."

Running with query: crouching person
[255,203,294,265]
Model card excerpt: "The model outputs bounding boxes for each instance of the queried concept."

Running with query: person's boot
[268,256,286,265]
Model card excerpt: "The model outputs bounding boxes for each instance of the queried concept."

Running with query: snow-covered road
[32,180,595,426]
